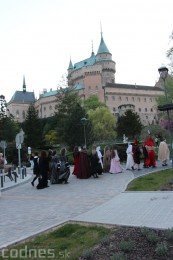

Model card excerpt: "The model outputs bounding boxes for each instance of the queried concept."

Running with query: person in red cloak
[77,145,91,179]
[145,136,156,167]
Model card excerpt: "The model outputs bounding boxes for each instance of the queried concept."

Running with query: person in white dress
[109,146,123,174]
[96,146,103,175]
[126,143,135,170]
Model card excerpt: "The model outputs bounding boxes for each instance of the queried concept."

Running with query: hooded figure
[158,138,170,166]
[126,143,134,170]
[96,146,103,175]
[145,136,156,167]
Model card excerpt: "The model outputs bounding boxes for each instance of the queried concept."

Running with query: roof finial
[91,40,94,56]
[23,75,26,93]
[100,22,103,38]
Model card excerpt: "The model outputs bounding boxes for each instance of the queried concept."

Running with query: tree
[87,106,116,141]
[84,95,106,111]
[0,95,7,139]
[22,105,42,148]
[166,31,173,74]
[116,110,143,140]
[3,116,20,142]
[55,88,86,148]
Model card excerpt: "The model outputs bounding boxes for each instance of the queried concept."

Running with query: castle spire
[97,27,110,55]
[23,75,26,93]
[68,58,73,70]
[91,40,94,56]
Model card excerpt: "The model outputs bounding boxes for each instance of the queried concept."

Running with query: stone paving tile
[0,161,172,249]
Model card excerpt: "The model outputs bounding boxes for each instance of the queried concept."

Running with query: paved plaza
[0,161,173,249]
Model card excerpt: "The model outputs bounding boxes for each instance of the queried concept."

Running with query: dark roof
[106,83,163,91]
[9,91,36,103]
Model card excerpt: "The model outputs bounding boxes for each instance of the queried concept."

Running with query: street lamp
[158,66,173,168]
[81,117,88,147]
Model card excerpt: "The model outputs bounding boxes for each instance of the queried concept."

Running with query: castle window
[113,107,116,111]
[49,105,52,110]
[119,96,122,101]
[144,98,146,102]
[112,96,115,100]
[132,97,134,101]
[151,108,153,112]
[138,97,140,102]
[150,98,152,102]
[44,107,46,111]
[16,110,19,119]
[126,97,128,101]
[146,116,148,119]
[139,108,141,112]
[89,86,91,90]
[95,86,98,90]
[145,108,147,112]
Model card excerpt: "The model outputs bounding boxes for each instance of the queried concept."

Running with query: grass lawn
[0,223,113,260]
[126,169,173,191]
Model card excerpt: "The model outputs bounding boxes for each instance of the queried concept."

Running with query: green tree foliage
[87,106,116,141]
[0,95,7,139]
[3,116,20,142]
[44,130,59,145]
[156,75,173,105]
[84,95,106,111]
[140,125,168,141]
[166,31,173,74]
[116,110,143,140]
[55,88,87,148]
[22,105,42,148]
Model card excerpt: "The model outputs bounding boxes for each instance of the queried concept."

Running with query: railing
[0,166,27,189]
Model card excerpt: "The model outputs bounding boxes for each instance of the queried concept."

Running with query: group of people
[72,144,123,179]
[30,134,171,189]
[126,135,170,171]
[31,147,70,189]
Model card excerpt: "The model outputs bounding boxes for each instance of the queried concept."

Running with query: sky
[0,0,173,102]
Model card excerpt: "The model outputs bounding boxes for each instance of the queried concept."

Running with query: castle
[7,32,164,125]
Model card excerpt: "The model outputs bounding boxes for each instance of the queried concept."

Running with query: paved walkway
[0,161,173,249]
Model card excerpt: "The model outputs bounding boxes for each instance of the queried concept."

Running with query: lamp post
[81,117,88,147]
[158,66,173,168]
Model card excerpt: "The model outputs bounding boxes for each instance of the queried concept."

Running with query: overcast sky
[0,0,173,102]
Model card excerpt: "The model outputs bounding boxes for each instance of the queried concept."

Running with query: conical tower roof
[68,59,73,70]
[97,33,110,54]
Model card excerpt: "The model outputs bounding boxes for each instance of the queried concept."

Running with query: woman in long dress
[158,137,170,166]
[126,143,134,170]
[103,146,111,173]
[109,146,123,174]
[90,145,100,178]
[96,146,103,175]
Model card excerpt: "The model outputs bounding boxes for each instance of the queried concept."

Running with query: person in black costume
[31,152,39,186]
[90,145,100,178]
[37,150,49,189]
